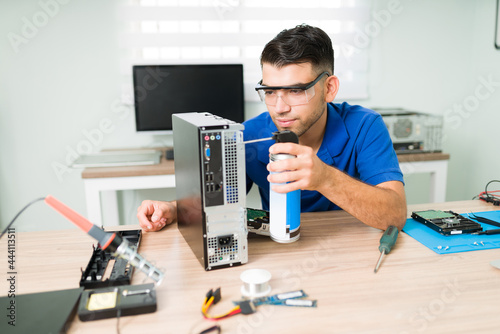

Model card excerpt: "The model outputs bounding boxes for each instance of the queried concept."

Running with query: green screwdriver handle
[379,225,399,254]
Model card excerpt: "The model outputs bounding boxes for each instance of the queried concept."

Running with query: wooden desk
[82,151,450,227]
[2,200,499,333]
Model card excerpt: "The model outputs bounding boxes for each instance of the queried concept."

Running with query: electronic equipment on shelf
[377,108,443,154]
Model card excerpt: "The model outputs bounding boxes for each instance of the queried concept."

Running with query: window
[119,0,370,101]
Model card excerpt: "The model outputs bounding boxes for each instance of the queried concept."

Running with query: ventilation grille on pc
[224,131,240,204]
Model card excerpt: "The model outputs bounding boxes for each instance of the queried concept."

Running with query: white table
[82,151,449,226]
[81,150,176,227]
[398,152,449,203]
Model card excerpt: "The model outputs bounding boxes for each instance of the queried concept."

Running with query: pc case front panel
[201,128,248,270]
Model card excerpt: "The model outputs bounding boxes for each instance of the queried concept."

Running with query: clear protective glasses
[255,71,330,106]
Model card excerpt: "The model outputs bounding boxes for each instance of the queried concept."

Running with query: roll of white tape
[240,269,272,298]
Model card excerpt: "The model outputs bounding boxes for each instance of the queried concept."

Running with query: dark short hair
[260,24,334,75]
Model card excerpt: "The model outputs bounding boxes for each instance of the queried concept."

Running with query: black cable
[485,180,500,201]
[0,197,46,240]
[116,308,121,334]
[199,325,221,334]
[475,180,500,205]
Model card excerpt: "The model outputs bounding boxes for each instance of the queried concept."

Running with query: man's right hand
[137,200,177,231]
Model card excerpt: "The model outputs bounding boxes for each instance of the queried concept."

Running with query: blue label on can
[269,153,301,243]
[286,189,301,232]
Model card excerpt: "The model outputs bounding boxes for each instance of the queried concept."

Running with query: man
[137,24,407,232]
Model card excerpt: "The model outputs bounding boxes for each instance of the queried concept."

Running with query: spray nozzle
[272,130,299,144]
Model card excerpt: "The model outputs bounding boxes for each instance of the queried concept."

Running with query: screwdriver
[473,228,500,235]
[373,225,399,273]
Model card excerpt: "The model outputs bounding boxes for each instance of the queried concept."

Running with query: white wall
[1,0,499,232]
[452,0,500,200]
[360,0,500,203]
[0,0,123,231]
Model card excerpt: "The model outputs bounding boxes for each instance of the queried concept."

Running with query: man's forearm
[316,166,407,230]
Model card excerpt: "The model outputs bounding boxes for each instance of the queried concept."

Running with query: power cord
[0,197,46,239]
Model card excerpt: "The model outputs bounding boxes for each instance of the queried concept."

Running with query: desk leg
[82,174,176,227]
[429,161,448,203]
[84,180,103,227]
[101,190,120,226]
[399,160,448,203]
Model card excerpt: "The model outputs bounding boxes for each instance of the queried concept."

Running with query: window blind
[118,0,370,102]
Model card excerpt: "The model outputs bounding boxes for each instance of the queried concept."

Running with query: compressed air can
[269,153,301,243]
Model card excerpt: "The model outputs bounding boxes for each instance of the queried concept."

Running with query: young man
[137,24,407,232]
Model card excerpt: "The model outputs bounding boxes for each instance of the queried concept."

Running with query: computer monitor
[132,64,245,135]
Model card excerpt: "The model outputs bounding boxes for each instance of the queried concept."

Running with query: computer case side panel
[173,114,206,269]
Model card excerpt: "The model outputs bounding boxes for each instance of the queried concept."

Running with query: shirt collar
[317,103,350,164]
[257,103,350,164]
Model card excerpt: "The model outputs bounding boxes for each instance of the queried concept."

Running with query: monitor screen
[132,64,245,134]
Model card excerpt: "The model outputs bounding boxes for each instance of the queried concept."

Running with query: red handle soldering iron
[44,195,119,251]
[44,195,165,284]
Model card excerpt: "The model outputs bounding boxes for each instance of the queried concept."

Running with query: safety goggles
[255,71,330,106]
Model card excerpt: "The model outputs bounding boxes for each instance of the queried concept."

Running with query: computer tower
[378,108,443,154]
[172,112,248,270]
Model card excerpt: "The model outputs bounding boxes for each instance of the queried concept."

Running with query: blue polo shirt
[243,102,404,212]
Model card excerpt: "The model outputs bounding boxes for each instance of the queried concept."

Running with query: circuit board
[247,208,270,236]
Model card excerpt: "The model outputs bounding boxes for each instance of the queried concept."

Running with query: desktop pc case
[378,109,443,154]
[172,112,248,270]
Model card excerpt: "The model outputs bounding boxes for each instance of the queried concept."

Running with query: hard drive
[411,210,483,235]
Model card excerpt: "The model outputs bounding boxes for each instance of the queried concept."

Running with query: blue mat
[403,210,500,254]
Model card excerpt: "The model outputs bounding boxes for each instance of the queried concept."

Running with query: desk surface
[397,152,450,163]
[82,150,449,179]
[1,200,497,334]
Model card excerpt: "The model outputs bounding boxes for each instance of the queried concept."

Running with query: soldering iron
[1,195,165,285]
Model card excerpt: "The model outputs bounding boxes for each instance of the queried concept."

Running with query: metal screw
[437,245,442,250]
[444,246,449,251]
[473,242,479,246]
[480,241,485,246]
